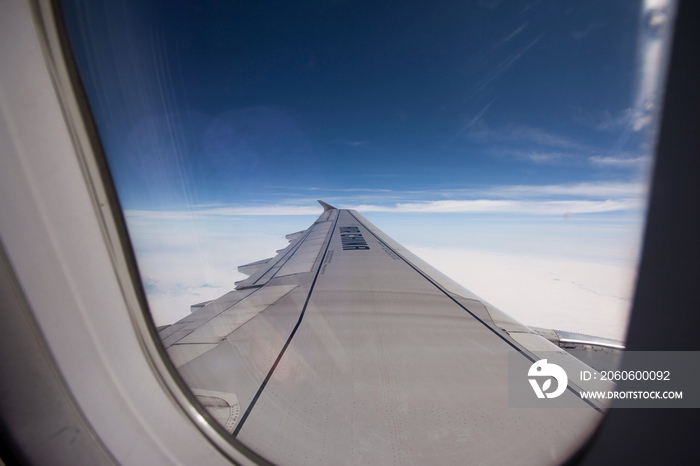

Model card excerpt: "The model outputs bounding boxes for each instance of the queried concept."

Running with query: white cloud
[466,123,586,151]
[593,108,655,134]
[478,181,647,199]
[409,246,635,341]
[506,125,585,150]
[350,198,642,215]
[125,181,647,223]
[127,190,646,335]
[126,205,322,220]
[594,108,637,132]
[589,155,652,168]
[512,150,572,164]
[140,226,640,338]
[128,216,307,325]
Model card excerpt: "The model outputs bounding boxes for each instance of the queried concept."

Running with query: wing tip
[317,200,337,211]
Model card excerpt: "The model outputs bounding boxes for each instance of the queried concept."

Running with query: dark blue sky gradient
[60,0,647,209]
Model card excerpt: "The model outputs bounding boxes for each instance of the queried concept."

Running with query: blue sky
[62,0,660,210]
[59,0,673,333]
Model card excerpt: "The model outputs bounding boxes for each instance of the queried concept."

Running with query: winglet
[317,200,337,211]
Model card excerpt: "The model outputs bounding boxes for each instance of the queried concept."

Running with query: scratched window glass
[60,0,674,464]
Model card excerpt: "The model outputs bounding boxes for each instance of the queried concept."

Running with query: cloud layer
[125,181,647,219]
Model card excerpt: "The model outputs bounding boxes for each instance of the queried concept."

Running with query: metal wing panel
[232,227,312,289]
[238,258,272,276]
[158,207,605,465]
[227,209,601,465]
[159,289,257,347]
[159,207,339,395]
[234,214,336,290]
[348,210,486,301]
[176,283,318,408]
[176,284,299,345]
[348,211,598,357]
[275,223,333,277]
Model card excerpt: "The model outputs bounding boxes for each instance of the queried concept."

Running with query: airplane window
[57,0,675,464]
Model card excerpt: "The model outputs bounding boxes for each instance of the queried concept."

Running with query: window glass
[59,0,674,463]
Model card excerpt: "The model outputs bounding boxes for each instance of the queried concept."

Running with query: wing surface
[158,203,611,465]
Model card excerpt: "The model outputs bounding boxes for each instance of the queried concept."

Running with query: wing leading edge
[158,203,610,465]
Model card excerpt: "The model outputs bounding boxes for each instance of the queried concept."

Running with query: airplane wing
[158,202,614,465]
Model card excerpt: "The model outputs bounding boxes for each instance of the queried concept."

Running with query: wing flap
[237,258,272,277]
[159,289,257,347]
[285,230,305,242]
[235,215,334,289]
[177,284,298,345]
